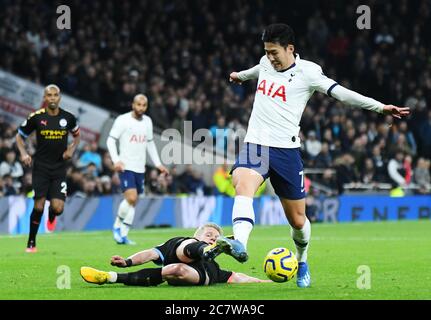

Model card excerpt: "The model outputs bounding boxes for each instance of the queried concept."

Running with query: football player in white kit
[225,24,410,287]
[107,94,168,245]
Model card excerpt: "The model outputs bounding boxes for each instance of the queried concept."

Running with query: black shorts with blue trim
[231,142,306,200]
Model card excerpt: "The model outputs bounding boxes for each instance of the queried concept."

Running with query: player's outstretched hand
[20,154,32,166]
[111,255,127,268]
[157,165,169,176]
[382,105,410,119]
[229,72,243,85]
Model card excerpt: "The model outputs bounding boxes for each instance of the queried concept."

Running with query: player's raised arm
[330,85,410,118]
[307,64,410,118]
[230,64,260,84]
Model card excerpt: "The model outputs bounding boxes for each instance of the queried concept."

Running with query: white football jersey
[240,54,337,148]
[108,112,155,173]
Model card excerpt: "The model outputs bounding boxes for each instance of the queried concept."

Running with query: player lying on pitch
[80,223,270,286]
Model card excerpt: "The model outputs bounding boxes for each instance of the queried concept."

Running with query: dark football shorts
[186,261,232,286]
[231,142,306,200]
[32,162,67,201]
[119,170,145,194]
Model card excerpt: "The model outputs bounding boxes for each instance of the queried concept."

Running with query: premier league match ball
[263,247,298,282]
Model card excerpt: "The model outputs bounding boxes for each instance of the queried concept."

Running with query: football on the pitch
[263,247,298,282]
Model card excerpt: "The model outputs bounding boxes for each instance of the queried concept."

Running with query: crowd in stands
[1,0,430,197]
[0,115,213,197]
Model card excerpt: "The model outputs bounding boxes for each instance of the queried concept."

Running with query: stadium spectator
[2,174,17,196]
[334,153,359,194]
[100,151,115,177]
[304,131,322,161]
[0,149,24,188]
[148,168,167,195]
[166,165,179,194]
[403,155,413,185]
[413,158,431,194]
[316,168,338,195]
[82,162,99,178]
[175,165,209,195]
[100,175,114,195]
[77,142,102,173]
[371,145,389,183]
[314,142,332,168]
[418,111,431,159]
[209,116,231,153]
[213,163,235,197]
[213,163,266,197]
[361,158,377,185]
[82,175,100,197]
[397,121,417,156]
[189,170,206,196]
[387,150,407,188]
[66,167,84,196]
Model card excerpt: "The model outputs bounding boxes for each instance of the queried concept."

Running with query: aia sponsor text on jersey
[129,134,146,143]
[256,79,287,102]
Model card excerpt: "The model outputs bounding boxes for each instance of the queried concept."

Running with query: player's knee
[34,199,46,212]
[126,195,138,206]
[163,264,187,279]
[51,205,64,216]
[234,181,255,197]
[289,215,306,229]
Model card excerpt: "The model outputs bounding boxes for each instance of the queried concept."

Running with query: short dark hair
[262,23,295,47]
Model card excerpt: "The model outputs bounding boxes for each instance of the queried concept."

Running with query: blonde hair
[133,93,147,103]
[193,223,223,238]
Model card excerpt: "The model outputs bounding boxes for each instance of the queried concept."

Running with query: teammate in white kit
[107,94,168,245]
[226,24,410,287]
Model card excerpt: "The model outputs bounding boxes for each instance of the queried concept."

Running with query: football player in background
[16,84,80,253]
[106,94,168,245]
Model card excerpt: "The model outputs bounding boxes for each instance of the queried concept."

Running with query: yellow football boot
[80,267,110,285]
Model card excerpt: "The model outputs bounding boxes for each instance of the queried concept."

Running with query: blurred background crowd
[0,0,430,198]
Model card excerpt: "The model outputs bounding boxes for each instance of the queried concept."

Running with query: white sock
[120,205,135,238]
[114,199,130,229]
[291,217,311,263]
[232,195,254,250]
[108,272,117,283]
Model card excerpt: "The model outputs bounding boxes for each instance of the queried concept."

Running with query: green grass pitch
[1,220,430,300]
